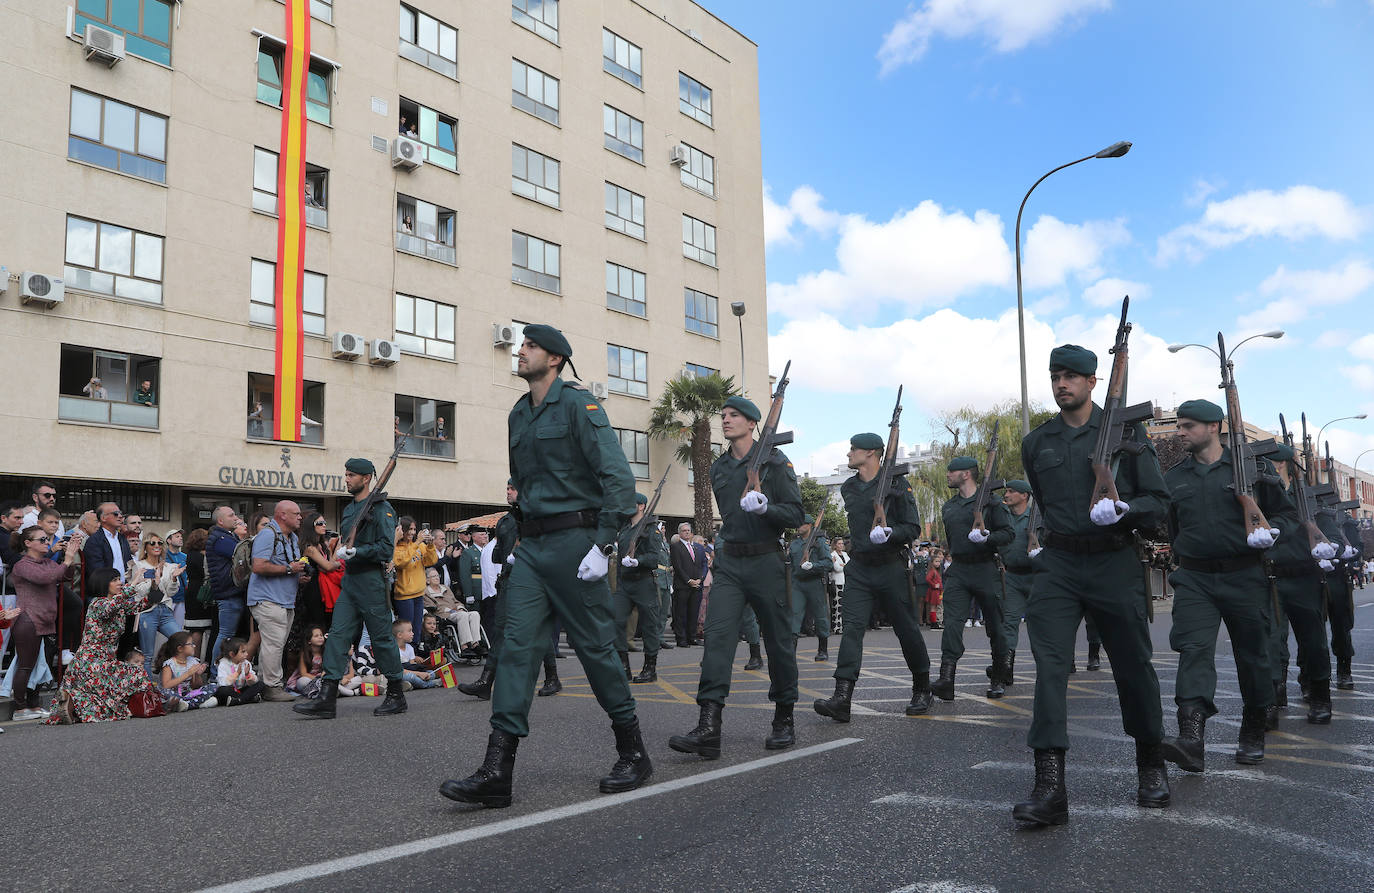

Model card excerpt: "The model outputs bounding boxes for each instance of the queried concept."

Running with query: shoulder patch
[582,399,610,427]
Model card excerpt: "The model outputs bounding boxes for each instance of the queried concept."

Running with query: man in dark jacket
[82,502,134,599]
[206,506,247,661]
[670,522,703,646]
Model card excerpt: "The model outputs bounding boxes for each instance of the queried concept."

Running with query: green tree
[799,476,849,540]
[647,372,739,536]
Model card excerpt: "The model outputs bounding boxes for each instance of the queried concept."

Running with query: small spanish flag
[436,663,458,688]
[360,679,385,697]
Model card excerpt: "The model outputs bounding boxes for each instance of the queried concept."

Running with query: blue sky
[709,0,1374,477]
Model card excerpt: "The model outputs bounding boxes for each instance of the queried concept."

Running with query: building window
[396,194,457,266]
[604,182,645,240]
[679,72,713,127]
[253,148,328,227]
[684,287,719,338]
[68,88,167,183]
[304,164,328,228]
[398,98,458,171]
[603,105,643,163]
[511,0,558,44]
[512,144,560,208]
[682,215,717,267]
[74,0,173,66]
[512,59,559,125]
[683,362,719,379]
[64,215,163,304]
[602,29,643,88]
[310,0,333,25]
[679,143,715,197]
[512,232,560,294]
[394,293,456,360]
[257,41,333,125]
[614,428,651,479]
[606,262,646,318]
[247,373,325,444]
[250,259,326,336]
[396,395,456,458]
[607,344,648,398]
[399,4,457,79]
[58,344,160,429]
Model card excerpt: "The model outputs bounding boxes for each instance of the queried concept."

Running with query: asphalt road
[3,596,1372,893]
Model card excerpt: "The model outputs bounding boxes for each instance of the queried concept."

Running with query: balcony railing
[247,418,324,445]
[305,204,328,229]
[59,395,159,429]
[400,434,456,459]
[396,231,456,266]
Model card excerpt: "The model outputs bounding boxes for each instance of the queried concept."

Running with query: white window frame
[684,288,719,338]
[512,59,559,125]
[399,4,458,79]
[512,232,561,294]
[63,214,164,304]
[607,344,648,398]
[602,28,643,88]
[606,262,646,318]
[604,182,645,240]
[511,0,558,44]
[512,144,560,208]
[682,215,717,267]
[603,104,644,163]
[679,143,715,197]
[394,293,457,360]
[396,194,457,266]
[68,88,167,183]
[679,72,713,127]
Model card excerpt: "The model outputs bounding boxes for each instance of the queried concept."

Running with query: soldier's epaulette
[767,447,793,469]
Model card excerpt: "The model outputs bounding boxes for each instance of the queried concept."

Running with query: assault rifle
[343,430,408,549]
[1217,333,1271,537]
[1089,296,1153,510]
[625,465,671,560]
[800,506,826,562]
[971,420,1001,534]
[743,360,794,498]
[872,386,910,530]
[1026,498,1042,555]
[1277,413,1329,552]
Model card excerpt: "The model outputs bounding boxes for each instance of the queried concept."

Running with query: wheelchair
[428,607,487,666]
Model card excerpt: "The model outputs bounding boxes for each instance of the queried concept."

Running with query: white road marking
[889,882,999,893]
[968,760,1369,802]
[195,737,863,893]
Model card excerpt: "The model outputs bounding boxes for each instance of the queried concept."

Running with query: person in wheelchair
[423,567,483,661]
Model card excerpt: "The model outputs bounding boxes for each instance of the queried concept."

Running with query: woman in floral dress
[47,567,158,724]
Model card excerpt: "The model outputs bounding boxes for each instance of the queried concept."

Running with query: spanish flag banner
[272,0,310,441]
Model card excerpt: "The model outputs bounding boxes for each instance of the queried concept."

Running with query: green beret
[723,395,761,422]
[507,477,515,487]
[802,513,815,525]
[1006,479,1032,494]
[948,456,978,472]
[521,323,572,359]
[1177,399,1224,424]
[1049,344,1098,376]
[635,492,648,505]
[1268,443,1295,462]
[850,432,885,452]
[345,457,375,475]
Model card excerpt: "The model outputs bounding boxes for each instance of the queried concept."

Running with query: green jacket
[1000,507,1034,571]
[942,491,1013,561]
[617,518,664,573]
[1267,480,1316,567]
[710,441,803,543]
[789,533,833,580]
[457,543,483,600]
[842,472,920,558]
[339,495,396,572]
[1165,446,1297,561]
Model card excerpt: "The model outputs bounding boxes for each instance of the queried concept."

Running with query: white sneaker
[965,620,973,628]
[974,620,983,627]
[12,708,46,721]
[61,650,76,666]
[199,697,218,709]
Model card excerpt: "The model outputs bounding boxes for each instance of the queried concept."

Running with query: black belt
[520,510,598,538]
[1178,554,1261,574]
[951,551,997,564]
[848,550,902,566]
[720,540,778,557]
[1005,565,1033,576]
[1043,531,1134,554]
[1269,560,1319,580]
[620,567,653,581]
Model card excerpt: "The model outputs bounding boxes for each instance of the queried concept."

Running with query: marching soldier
[653,523,675,652]
[615,493,666,683]
[997,480,1035,684]
[668,395,804,759]
[460,482,520,700]
[814,432,932,722]
[1317,504,1360,691]
[1013,345,1172,825]
[789,514,833,661]
[441,324,650,807]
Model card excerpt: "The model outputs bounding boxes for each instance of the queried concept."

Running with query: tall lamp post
[731,301,747,395]
[1314,414,1368,459]
[1166,330,1285,365]
[1353,448,1374,513]
[1015,140,1132,436]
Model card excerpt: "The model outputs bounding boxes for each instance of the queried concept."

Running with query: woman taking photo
[391,516,438,636]
[129,534,185,682]
[7,527,81,720]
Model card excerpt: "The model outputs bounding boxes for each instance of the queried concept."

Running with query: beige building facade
[0,0,767,531]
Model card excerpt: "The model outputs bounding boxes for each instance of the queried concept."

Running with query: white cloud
[763,183,842,247]
[1082,277,1149,308]
[1029,294,1069,316]
[877,0,1113,75]
[1236,259,1374,330]
[801,440,854,479]
[1184,178,1222,207]
[1314,330,1353,349]
[1021,216,1130,289]
[1157,186,1365,264]
[1350,334,1374,361]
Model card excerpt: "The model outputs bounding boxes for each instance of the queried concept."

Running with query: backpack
[230,539,254,590]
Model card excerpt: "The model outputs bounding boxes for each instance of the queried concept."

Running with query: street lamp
[1354,448,1374,509]
[1015,141,1132,436]
[1315,414,1369,459]
[1166,330,1285,361]
[731,301,747,395]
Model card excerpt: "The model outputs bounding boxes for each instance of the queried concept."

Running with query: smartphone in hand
[144,568,157,580]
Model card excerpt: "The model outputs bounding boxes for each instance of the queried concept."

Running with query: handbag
[317,567,344,611]
[128,688,166,718]
[196,554,216,607]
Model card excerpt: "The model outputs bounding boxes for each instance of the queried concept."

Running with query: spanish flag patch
[586,403,599,411]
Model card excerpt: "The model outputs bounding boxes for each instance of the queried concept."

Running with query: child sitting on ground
[287,625,327,697]
[393,620,440,689]
[215,637,266,705]
[416,613,444,661]
[157,631,217,709]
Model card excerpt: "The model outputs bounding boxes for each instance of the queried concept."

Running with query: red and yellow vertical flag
[272,0,310,441]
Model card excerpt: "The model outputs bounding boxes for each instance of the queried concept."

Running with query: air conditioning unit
[331,331,364,359]
[20,272,64,308]
[369,338,400,366]
[589,381,609,399]
[492,323,517,348]
[83,24,126,66]
[669,143,688,166]
[391,137,424,170]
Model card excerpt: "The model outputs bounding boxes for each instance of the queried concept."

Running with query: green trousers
[478,588,507,673]
[740,605,760,645]
[1169,564,1274,717]
[1326,568,1355,660]
[322,570,403,683]
[491,527,635,737]
[615,573,661,657]
[940,560,1008,662]
[1024,547,1162,750]
[791,578,831,637]
[1001,570,1031,651]
[1272,573,1331,683]
[696,550,797,706]
[835,557,929,682]
[655,572,672,641]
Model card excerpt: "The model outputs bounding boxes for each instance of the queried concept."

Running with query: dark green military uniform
[940,483,1012,662]
[788,527,833,637]
[1265,484,1331,692]
[999,491,1034,652]
[614,515,666,658]
[1318,509,1359,680]
[480,511,520,670]
[459,541,483,606]
[653,529,672,646]
[490,375,638,738]
[911,550,930,620]
[322,492,403,684]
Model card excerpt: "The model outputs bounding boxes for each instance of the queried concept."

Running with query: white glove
[1312,542,1337,560]
[577,545,610,582]
[967,528,989,544]
[621,556,639,568]
[1029,547,1043,559]
[1342,545,1357,559]
[801,561,813,571]
[869,526,892,545]
[335,546,356,561]
[1090,498,1129,526]
[1246,527,1280,549]
[1318,559,1334,571]
[506,553,515,565]
[740,490,769,515]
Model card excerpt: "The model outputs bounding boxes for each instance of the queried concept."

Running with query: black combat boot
[458,664,494,700]
[765,702,795,750]
[1012,748,1068,826]
[1275,661,1288,707]
[906,672,933,716]
[538,653,562,696]
[1086,643,1101,671]
[1235,706,1266,764]
[1336,658,1355,690]
[440,729,518,808]
[932,659,957,701]
[813,678,854,723]
[373,679,408,716]
[291,678,339,719]
[600,718,653,793]
[1265,679,1283,730]
[987,653,1011,699]
[618,651,633,681]
[815,636,829,662]
[632,655,658,684]
[743,643,763,671]
[668,700,723,759]
[1161,707,1207,773]
[1306,678,1333,724]
[1298,668,1311,703]
[1135,740,1170,808]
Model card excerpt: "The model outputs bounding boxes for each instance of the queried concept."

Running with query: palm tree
[648,372,740,535]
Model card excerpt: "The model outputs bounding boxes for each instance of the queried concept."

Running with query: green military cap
[850,432,885,452]
[507,477,515,487]
[521,323,572,358]
[948,456,978,472]
[1177,399,1224,423]
[1049,344,1098,376]
[1006,479,1032,494]
[635,492,648,505]
[802,513,815,525]
[345,457,375,475]
[723,395,761,422]
[1268,443,1295,462]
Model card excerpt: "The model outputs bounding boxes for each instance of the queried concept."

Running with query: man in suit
[83,502,134,599]
[671,522,703,647]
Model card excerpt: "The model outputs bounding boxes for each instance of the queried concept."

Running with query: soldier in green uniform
[1012,345,1172,826]
[460,482,521,700]
[653,523,674,652]
[788,514,833,661]
[911,545,930,625]
[994,480,1034,687]
[441,325,650,808]
[1160,398,1295,774]
[293,458,407,719]
[814,432,932,723]
[615,493,666,683]
[1318,506,1360,691]
[934,457,1012,701]
[668,395,803,758]
[458,527,484,617]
